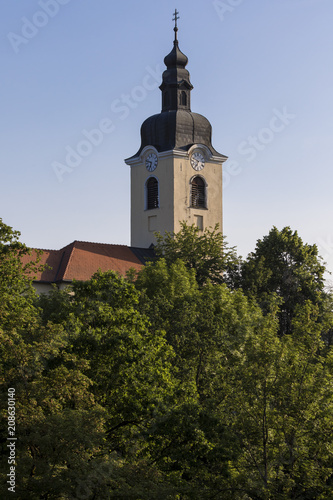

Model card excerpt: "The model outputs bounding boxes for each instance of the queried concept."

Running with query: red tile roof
[21,241,154,283]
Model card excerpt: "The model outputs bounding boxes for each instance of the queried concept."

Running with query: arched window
[191,176,206,208]
[179,91,187,106]
[146,177,159,210]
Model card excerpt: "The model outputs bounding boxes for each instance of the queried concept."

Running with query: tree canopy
[154,222,238,287]
[1,219,333,499]
[238,226,327,335]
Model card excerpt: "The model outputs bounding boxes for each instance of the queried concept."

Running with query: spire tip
[172,9,180,42]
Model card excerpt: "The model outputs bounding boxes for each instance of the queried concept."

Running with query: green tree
[0,218,42,331]
[239,226,327,335]
[2,218,333,499]
[218,301,333,499]
[154,222,238,287]
[0,220,177,498]
[134,258,263,497]
[135,250,333,499]
[0,321,110,499]
[0,218,39,290]
[0,220,111,499]
[38,271,179,497]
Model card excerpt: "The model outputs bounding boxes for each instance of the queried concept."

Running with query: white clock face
[191,152,205,171]
[146,153,158,172]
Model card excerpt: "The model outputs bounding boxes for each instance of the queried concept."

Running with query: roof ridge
[30,241,79,252]
[29,247,59,252]
[73,240,130,247]
[25,240,131,253]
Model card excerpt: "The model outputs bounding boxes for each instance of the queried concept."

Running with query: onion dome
[163,40,188,68]
[139,111,222,156]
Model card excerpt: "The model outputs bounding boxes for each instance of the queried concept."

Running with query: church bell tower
[125,10,227,248]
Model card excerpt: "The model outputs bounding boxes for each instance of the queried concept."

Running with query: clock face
[191,152,205,171]
[146,153,158,172]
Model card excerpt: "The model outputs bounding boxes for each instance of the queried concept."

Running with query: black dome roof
[164,42,188,68]
[137,110,221,156]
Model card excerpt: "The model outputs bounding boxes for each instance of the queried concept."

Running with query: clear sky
[1,0,333,279]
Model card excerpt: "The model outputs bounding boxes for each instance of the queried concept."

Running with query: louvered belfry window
[146,177,159,210]
[191,176,205,208]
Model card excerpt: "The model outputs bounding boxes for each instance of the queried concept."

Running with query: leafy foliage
[1,219,333,498]
[239,226,327,335]
[154,222,238,287]
[134,255,333,498]
[218,302,333,499]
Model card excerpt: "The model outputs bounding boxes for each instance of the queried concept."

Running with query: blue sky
[1,0,333,278]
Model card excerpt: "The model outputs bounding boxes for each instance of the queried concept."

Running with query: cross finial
[173,9,180,42]
[173,9,180,28]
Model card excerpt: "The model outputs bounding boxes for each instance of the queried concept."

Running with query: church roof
[22,241,154,284]
[127,21,225,161]
[137,110,223,157]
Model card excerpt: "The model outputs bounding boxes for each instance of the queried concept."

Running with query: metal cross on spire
[173,9,180,41]
[173,9,180,28]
